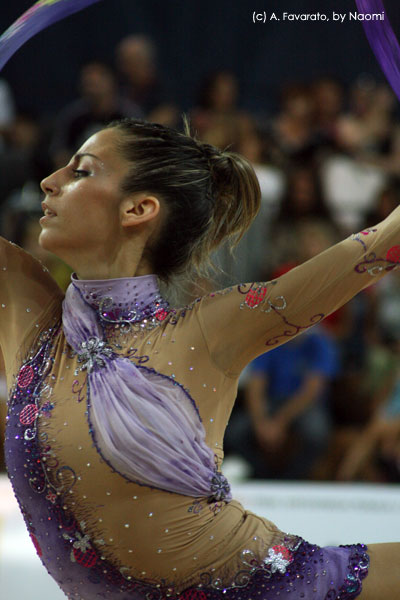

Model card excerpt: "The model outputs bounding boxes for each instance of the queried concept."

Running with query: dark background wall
[1,0,399,116]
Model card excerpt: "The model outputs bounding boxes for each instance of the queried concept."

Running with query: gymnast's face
[40,126,164,282]
[39,129,129,262]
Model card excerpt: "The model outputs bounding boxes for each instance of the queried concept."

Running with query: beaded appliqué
[76,336,114,374]
[63,520,105,568]
[238,282,287,314]
[98,293,170,333]
[351,228,400,276]
[263,544,294,574]
[197,537,302,592]
[350,228,377,252]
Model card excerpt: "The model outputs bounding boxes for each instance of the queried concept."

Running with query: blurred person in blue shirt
[225,326,339,479]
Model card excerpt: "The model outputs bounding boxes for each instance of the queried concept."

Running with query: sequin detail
[76,336,114,374]
[263,544,294,574]
[386,245,400,264]
[99,293,170,330]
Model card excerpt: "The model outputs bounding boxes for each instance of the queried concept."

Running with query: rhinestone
[148,513,153,517]
[124,524,130,528]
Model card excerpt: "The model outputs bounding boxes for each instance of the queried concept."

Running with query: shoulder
[0,237,63,298]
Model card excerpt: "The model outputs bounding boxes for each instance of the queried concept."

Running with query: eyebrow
[73,152,104,164]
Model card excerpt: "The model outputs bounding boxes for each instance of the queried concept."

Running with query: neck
[75,260,153,281]
[67,241,154,281]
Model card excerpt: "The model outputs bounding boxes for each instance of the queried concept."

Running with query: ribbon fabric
[0,0,103,71]
[355,0,400,102]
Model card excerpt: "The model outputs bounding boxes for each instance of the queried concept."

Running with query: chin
[38,228,67,258]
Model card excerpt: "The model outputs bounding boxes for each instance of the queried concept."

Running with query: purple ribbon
[62,282,231,502]
[355,0,400,102]
[0,0,103,71]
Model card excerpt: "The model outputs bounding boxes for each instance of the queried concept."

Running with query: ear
[120,193,160,228]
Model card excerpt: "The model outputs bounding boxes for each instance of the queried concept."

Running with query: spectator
[364,180,400,228]
[115,34,175,118]
[335,80,396,156]
[0,112,41,206]
[311,77,344,149]
[50,61,142,167]
[270,83,324,166]
[191,70,253,149]
[0,78,15,147]
[225,326,338,480]
[267,167,334,275]
[337,341,400,482]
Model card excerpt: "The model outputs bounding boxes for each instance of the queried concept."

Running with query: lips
[41,201,57,217]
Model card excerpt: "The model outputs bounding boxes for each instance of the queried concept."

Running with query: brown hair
[109,118,261,283]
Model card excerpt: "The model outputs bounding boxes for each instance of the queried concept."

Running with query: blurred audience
[311,77,344,148]
[337,342,400,482]
[0,112,42,205]
[270,83,322,166]
[115,34,176,123]
[51,61,142,167]
[225,324,338,479]
[191,70,253,149]
[0,78,15,148]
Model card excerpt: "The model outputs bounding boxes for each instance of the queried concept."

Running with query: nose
[40,170,61,196]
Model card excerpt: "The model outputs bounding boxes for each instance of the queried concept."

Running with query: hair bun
[198,142,261,248]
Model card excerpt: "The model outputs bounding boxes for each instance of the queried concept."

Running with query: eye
[72,169,90,178]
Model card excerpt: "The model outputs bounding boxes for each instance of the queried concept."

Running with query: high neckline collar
[71,273,169,325]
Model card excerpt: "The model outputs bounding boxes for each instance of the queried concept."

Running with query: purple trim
[264,308,325,347]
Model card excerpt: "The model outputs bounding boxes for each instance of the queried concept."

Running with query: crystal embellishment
[76,337,114,373]
[208,470,231,503]
[263,545,293,574]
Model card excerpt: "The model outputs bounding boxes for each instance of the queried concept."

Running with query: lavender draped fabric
[355,0,400,101]
[0,0,103,71]
[62,278,231,501]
